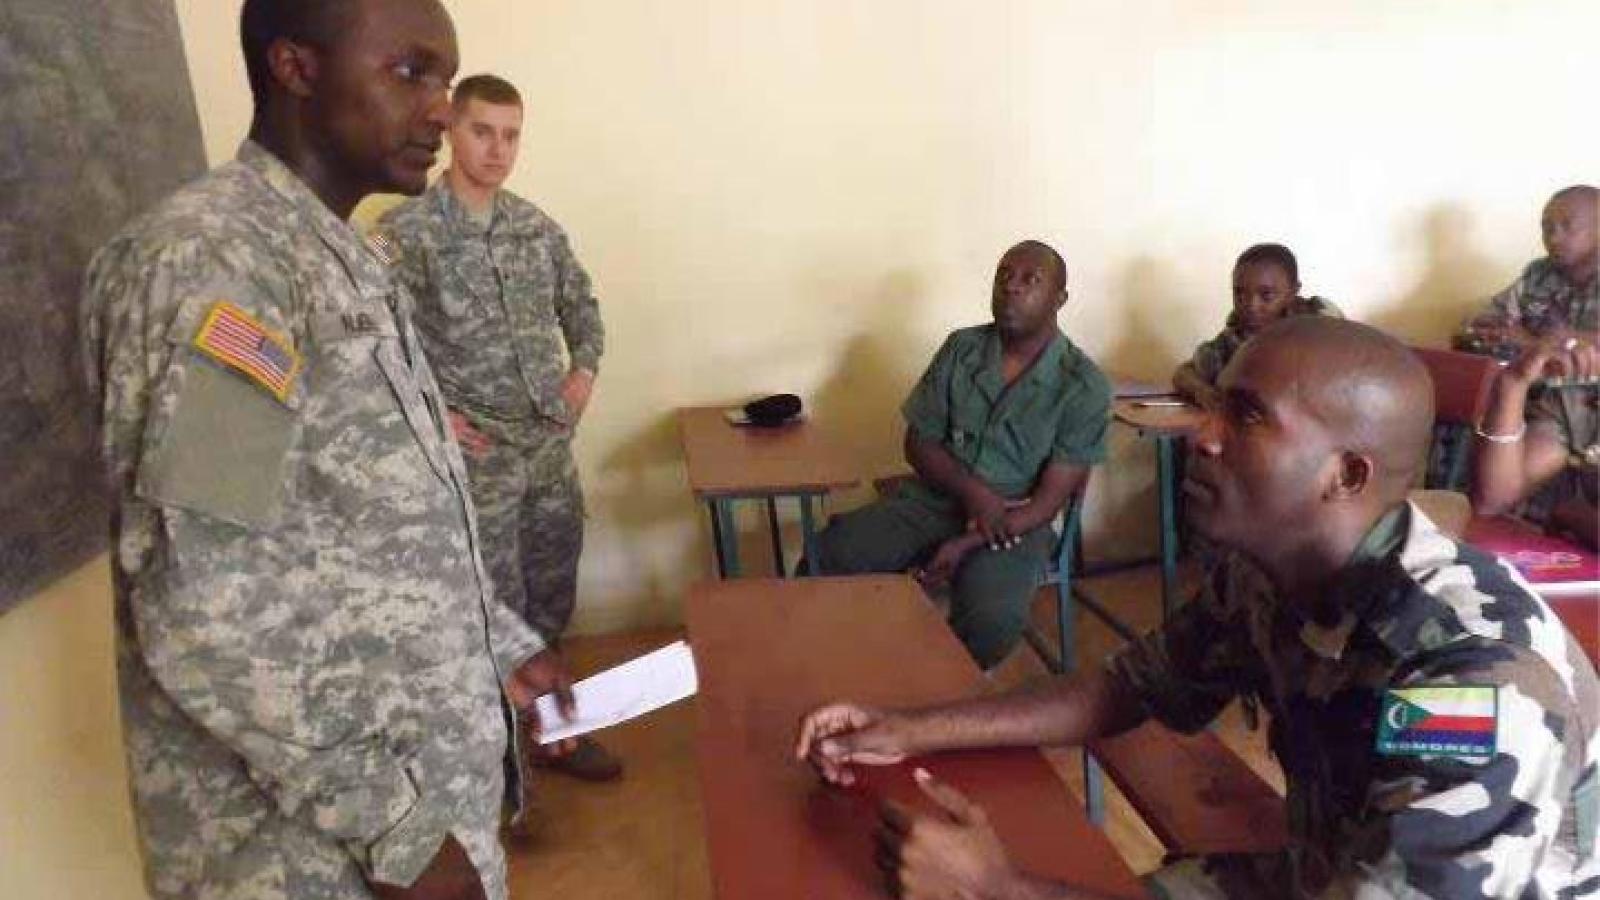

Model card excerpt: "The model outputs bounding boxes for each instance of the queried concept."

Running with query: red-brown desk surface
[686,575,1144,899]
[678,406,859,498]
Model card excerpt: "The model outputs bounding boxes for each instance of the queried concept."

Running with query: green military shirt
[1110,503,1599,898]
[901,323,1110,500]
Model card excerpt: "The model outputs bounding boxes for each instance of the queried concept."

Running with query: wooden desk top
[1112,397,1206,437]
[686,575,1143,899]
[677,406,860,498]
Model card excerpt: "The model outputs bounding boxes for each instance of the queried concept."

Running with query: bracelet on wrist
[1474,422,1526,444]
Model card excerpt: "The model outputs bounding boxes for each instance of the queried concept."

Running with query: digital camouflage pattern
[82,142,545,900]
[376,180,601,638]
[1185,296,1345,386]
[1109,503,1599,899]
[1454,257,1600,362]
[375,180,603,431]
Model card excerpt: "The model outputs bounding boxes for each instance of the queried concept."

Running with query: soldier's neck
[248,120,362,220]
[445,168,498,217]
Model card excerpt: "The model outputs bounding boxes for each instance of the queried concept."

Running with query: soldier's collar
[434,175,506,235]
[1295,504,1410,660]
[236,140,388,289]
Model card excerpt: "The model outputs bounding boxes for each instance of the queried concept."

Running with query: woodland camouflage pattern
[1455,257,1600,362]
[1110,504,1600,899]
[82,142,544,900]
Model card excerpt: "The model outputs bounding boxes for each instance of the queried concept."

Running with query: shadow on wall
[810,268,932,504]
[1098,255,1206,384]
[1370,202,1502,347]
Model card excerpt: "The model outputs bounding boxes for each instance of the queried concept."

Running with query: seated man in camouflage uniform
[1454,185,1598,362]
[798,318,1599,899]
[377,74,620,789]
[1173,242,1342,408]
[809,240,1110,670]
[1473,335,1599,549]
[81,1,575,898]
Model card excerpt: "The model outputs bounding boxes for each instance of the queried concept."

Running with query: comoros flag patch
[1376,685,1497,758]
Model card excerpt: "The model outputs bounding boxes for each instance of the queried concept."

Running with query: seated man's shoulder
[373,190,436,237]
[1055,334,1111,401]
[1292,295,1344,319]
[499,191,567,238]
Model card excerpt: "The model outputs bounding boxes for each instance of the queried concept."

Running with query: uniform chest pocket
[307,314,452,502]
[435,249,496,318]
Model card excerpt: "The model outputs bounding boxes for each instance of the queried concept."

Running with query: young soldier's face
[990,244,1065,341]
[1542,193,1598,277]
[449,98,523,191]
[1231,261,1298,335]
[1182,339,1338,554]
[310,0,458,196]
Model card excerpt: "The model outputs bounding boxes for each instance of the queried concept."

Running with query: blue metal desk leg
[765,497,787,577]
[712,498,741,578]
[798,494,821,578]
[1156,435,1178,619]
[1084,753,1106,826]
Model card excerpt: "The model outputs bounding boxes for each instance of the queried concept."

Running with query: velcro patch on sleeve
[193,301,301,403]
[1376,685,1497,759]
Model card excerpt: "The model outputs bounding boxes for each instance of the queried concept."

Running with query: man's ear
[1056,288,1069,310]
[266,38,320,99]
[1327,451,1374,501]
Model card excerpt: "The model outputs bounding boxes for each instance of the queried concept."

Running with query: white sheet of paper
[533,640,699,744]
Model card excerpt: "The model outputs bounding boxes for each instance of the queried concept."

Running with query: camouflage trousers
[463,421,585,639]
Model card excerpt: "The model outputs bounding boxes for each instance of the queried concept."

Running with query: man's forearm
[900,669,1145,755]
[1472,373,1533,512]
[1006,464,1087,535]
[906,431,990,504]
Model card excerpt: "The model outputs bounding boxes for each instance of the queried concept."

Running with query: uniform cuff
[364,775,450,888]
[569,350,601,375]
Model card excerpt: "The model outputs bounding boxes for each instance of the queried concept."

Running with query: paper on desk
[532,640,698,744]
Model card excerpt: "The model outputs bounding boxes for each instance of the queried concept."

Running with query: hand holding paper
[532,641,699,744]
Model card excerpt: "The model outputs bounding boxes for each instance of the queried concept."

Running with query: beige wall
[2,4,1593,893]
[170,0,1598,632]
[0,557,146,898]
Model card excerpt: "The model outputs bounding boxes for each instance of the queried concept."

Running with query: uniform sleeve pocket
[137,360,300,530]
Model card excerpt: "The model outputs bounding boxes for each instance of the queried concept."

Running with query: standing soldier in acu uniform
[377,74,619,793]
[82,1,575,898]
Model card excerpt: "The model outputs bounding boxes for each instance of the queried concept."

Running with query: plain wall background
[3,1,1594,894]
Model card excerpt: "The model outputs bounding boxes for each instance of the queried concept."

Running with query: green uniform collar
[975,325,1068,401]
[1296,503,1410,660]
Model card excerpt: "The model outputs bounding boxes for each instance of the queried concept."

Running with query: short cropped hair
[239,0,357,111]
[1235,243,1300,285]
[453,74,523,110]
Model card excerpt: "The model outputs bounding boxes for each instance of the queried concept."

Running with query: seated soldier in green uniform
[798,318,1599,900]
[1173,242,1342,408]
[1472,334,1599,549]
[1453,185,1598,362]
[810,240,1110,670]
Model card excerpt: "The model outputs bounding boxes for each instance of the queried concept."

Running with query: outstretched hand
[876,768,1016,900]
[794,702,914,786]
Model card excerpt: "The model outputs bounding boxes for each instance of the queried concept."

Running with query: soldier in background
[1453,185,1597,362]
[377,74,618,790]
[81,1,574,897]
[797,318,1599,899]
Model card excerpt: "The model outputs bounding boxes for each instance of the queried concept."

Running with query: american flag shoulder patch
[192,301,301,403]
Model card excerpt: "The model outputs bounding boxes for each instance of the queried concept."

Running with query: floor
[506,564,1284,898]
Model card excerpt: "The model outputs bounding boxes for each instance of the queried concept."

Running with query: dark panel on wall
[0,1,207,612]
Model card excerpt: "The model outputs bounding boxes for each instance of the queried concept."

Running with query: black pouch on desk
[744,393,802,426]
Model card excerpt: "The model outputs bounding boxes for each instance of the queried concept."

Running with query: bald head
[1241,317,1435,498]
[1544,185,1598,279]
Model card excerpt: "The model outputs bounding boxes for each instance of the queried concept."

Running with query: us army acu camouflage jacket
[375,179,603,438]
[1455,257,1599,362]
[1110,503,1599,898]
[82,141,544,900]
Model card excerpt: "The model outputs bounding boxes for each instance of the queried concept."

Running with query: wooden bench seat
[1088,722,1288,857]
